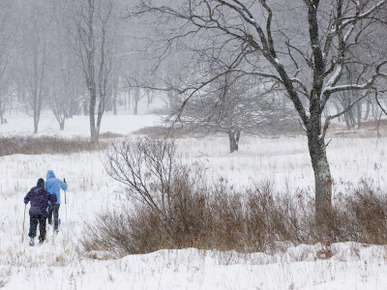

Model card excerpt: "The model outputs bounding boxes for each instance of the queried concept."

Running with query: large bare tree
[131,0,387,222]
[0,0,12,124]
[72,0,117,142]
[17,0,52,134]
[45,0,84,131]
[177,73,298,153]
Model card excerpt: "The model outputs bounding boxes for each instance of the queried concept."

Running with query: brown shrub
[80,138,387,257]
[80,177,387,257]
[335,184,387,244]
[0,136,106,156]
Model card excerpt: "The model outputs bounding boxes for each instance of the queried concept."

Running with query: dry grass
[0,136,108,156]
[99,131,126,139]
[331,181,387,244]
[0,280,8,288]
[80,138,387,257]
[328,119,387,138]
[80,177,387,257]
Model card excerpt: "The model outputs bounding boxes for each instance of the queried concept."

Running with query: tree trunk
[59,121,65,131]
[33,111,39,134]
[96,96,105,142]
[90,91,98,143]
[364,100,371,121]
[113,87,117,115]
[126,89,131,110]
[228,129,241,153]
[147,91,153,108]
[133,87,140,115]
[307,131,332,223]
[356,102,362,129]
[134,99,138,115]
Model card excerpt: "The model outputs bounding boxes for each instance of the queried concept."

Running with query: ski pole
[64,178,68,224]
[63,177,67,202]
[65,190,68,222]
[22,204,26,243]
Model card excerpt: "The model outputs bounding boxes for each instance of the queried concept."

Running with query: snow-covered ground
[1,111,387,289]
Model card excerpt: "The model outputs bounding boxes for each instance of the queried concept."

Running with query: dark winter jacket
[45,170,68,204]
[24,186,57,217]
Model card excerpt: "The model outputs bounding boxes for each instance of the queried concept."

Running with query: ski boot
[29,238,34,246]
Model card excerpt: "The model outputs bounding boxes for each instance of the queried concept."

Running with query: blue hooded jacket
[45,170,68,204]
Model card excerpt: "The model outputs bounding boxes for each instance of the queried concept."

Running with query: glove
[63,178,66,184]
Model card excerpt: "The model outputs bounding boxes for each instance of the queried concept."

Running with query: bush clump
[80,138,387,257]
[0,136,107,156]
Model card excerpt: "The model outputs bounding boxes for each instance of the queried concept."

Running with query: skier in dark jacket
[46,170,68,233]
[24,178,56,246]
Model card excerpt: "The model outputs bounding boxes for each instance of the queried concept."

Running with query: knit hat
[37,178,45,188]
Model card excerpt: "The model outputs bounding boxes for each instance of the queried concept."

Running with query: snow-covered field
[1,111,387,289]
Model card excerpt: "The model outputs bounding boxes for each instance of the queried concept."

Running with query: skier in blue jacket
[46,170,68,233]
[24,178,56,246]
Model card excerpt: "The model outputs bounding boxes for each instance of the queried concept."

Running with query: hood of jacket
[46,170,56,180]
